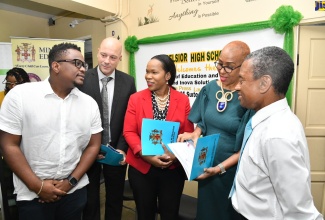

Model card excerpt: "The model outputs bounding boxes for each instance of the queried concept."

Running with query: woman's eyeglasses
[2,80,23,87]
[56,59,89,71]
[214,61,241,74]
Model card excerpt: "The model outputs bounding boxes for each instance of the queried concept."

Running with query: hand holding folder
[168,134,220,180]
[96,144,124,166]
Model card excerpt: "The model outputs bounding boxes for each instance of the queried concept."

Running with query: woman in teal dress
[178,41,254,220]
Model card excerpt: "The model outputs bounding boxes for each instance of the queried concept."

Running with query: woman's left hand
[196,166,219,180]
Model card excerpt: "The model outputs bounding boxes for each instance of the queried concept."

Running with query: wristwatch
[217,163,226,175]
[67,175,78,187]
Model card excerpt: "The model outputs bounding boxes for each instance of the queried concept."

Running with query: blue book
[96,144,124,166]
[168,134,220,180]
[141,118,180,155]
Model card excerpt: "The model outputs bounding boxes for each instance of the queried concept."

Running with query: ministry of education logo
[149,129,162,145]
[198,147,208,165]
[15,43,36,62]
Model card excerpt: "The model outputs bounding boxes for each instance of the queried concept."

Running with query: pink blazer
[124,88,194,174]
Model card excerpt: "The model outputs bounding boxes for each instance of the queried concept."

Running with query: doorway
[296,25,325,215]
[84,38,93,69]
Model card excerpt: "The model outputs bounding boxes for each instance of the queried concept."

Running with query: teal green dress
[189,79,254,220]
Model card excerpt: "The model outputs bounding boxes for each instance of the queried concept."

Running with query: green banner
[0,69,9,75]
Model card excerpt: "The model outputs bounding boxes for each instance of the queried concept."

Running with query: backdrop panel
[135,28,284,105]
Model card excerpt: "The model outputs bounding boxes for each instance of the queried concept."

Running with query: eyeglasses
[2,80,22,87]
[56,59,88,71]
[214,61,241,74]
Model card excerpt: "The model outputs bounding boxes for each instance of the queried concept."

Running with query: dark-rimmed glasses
[214,61,241,74]
[56,59,88,71]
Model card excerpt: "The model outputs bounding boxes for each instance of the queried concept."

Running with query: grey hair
[245,46,294,95]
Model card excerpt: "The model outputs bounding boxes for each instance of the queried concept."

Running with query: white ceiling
[0,0,80,19]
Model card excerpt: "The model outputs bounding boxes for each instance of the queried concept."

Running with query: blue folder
[96,144,123,166]
[168,134,220,180]
[141,118,180,155]
[189,134,220,180]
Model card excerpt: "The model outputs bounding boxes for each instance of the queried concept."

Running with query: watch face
[68,176,78,186]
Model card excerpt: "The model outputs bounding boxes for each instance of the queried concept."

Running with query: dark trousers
[83,162,127,220]
[128,165,185,220]
[17,187,87,220]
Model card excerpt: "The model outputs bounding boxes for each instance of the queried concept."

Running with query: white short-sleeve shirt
[0,79,103,201]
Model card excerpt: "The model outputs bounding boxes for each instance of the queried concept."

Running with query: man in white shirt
[0,43,102,220]
[231,46,323,220]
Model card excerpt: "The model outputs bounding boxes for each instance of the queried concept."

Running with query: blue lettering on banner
[315,1,325,11]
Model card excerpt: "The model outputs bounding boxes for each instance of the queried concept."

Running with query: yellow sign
[11,38,84,80]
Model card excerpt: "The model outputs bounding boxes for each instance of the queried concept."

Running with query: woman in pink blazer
[124,54,194,220]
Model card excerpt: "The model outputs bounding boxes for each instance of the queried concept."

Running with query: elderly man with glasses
[0,42,102,220]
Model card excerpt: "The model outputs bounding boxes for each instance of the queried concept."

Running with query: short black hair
[151,54,176,88]
[246,46,294,95]
[48,43,81,70]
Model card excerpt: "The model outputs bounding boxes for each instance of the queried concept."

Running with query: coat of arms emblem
[198,147,208,165]
[149,129,162,145]
[15,43,36,62]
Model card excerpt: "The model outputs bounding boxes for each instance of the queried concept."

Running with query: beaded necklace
[154,88,170,111]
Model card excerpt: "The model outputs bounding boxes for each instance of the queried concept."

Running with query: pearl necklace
[154,89,170,111]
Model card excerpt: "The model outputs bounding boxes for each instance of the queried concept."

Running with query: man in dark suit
[79,37,136,220]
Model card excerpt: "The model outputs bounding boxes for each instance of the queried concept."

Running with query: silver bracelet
[217,163,226,175]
